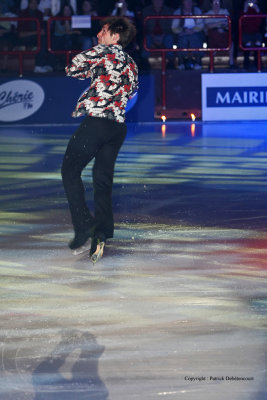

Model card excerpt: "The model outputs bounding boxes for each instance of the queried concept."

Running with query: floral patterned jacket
[66,44,139,123]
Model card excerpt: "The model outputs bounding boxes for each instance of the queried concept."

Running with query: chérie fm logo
[0,80,45,121]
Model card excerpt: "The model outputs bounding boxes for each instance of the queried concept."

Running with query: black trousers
[61,116,127,239]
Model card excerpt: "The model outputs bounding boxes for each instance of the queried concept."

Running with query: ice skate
[72,242,91,256]
[69,227,92,254]
[90,237,105,264]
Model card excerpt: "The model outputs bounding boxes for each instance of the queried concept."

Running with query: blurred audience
[20,0,52,19]
[77,0,97,50]
[172,0,204,70]
[200,0,233,13]
[17,0,54,72]
[111,0,135,17]
[52,3,81,69]
[37,0,52,20]
[0,1,20,14]
[142,0,175,69]
[93,0,112,16]
[204,0,235,67]
[110,0,142,60]
[51,0,77,16]
[0,4,17,72]
[1,0,267,74]
[241,0,264,69]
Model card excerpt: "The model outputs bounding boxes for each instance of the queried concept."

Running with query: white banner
[71,16,91,29]
[0,80,45,122]
[202,73,267,121]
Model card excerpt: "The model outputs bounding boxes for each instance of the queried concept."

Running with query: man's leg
[61,117,101,247]
[92,120,127,243]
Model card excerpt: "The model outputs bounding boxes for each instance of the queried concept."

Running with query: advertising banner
[0,74,154,124]
[202,73,267,121]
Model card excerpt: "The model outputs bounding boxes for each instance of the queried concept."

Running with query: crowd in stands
[0,0,267,73]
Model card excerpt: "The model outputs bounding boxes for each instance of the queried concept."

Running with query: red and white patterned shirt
[66,44,139,123]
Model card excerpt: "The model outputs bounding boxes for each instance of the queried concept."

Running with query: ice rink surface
[0,121,266,399]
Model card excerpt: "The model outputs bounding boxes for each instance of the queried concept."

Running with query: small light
[190,113,196,121]
[191,123,196,137]
[161,124,166,137]
[262,42,266,48]
[161,115,167,123]
[203,42,207,49]
[173,45,177,49]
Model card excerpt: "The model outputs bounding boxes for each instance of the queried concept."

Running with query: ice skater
[61,16,138,263]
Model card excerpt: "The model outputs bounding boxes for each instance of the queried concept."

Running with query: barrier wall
[0,74,154,124]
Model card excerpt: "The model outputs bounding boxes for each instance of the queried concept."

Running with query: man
[61,16,138,263]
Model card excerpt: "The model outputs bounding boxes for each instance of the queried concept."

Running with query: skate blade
[72,243,91,256]
[90,242,105,264]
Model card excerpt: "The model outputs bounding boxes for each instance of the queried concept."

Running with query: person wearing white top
[20,0,51,13]
[51,0,77,16]
[205,3,229,31]
[111,1,135,18]
[172,0,204,70]
[21,0,77,15]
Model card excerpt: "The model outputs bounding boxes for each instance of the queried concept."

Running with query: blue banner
[0,74,154,124]
[207,87,267,108]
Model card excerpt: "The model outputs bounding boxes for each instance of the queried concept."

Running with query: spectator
[77,0,98,50]
[221,0,233,13]
[53,3,81,48]
[241,0,264,69]
[111,0,135,17]
[20,0,52,19]
[172,0,204,70]
[201,0,233,13]
[259,0,267,13]
[93,0,113,16]
[231,0,244,63]
[52,3,81,69]
[142,0,175,69]
[17,0,54,72]
[205,0,235,67]
[1,1,20,14]
[0,4,17,72]
[51,0,77,16]
[132,0,146,51]
[37,0,52,20]
[121,0,150,70]
[110,1,142,61]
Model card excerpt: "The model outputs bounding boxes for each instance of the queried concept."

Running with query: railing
[46,16,104,65]
[0,17,41,77]
[0,16,102,75]
[0,14,266,95]
[239,14,267,72]
[144,15,232,112]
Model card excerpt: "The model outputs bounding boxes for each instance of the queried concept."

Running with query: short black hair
[100,16,136,48]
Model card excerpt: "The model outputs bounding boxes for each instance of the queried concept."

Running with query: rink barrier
[239,14,267,73]
[144,15,232,113]
[0,17,41,76]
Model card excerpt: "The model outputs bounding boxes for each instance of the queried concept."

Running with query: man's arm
[65,52,92,80]
[65,44,104,79]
